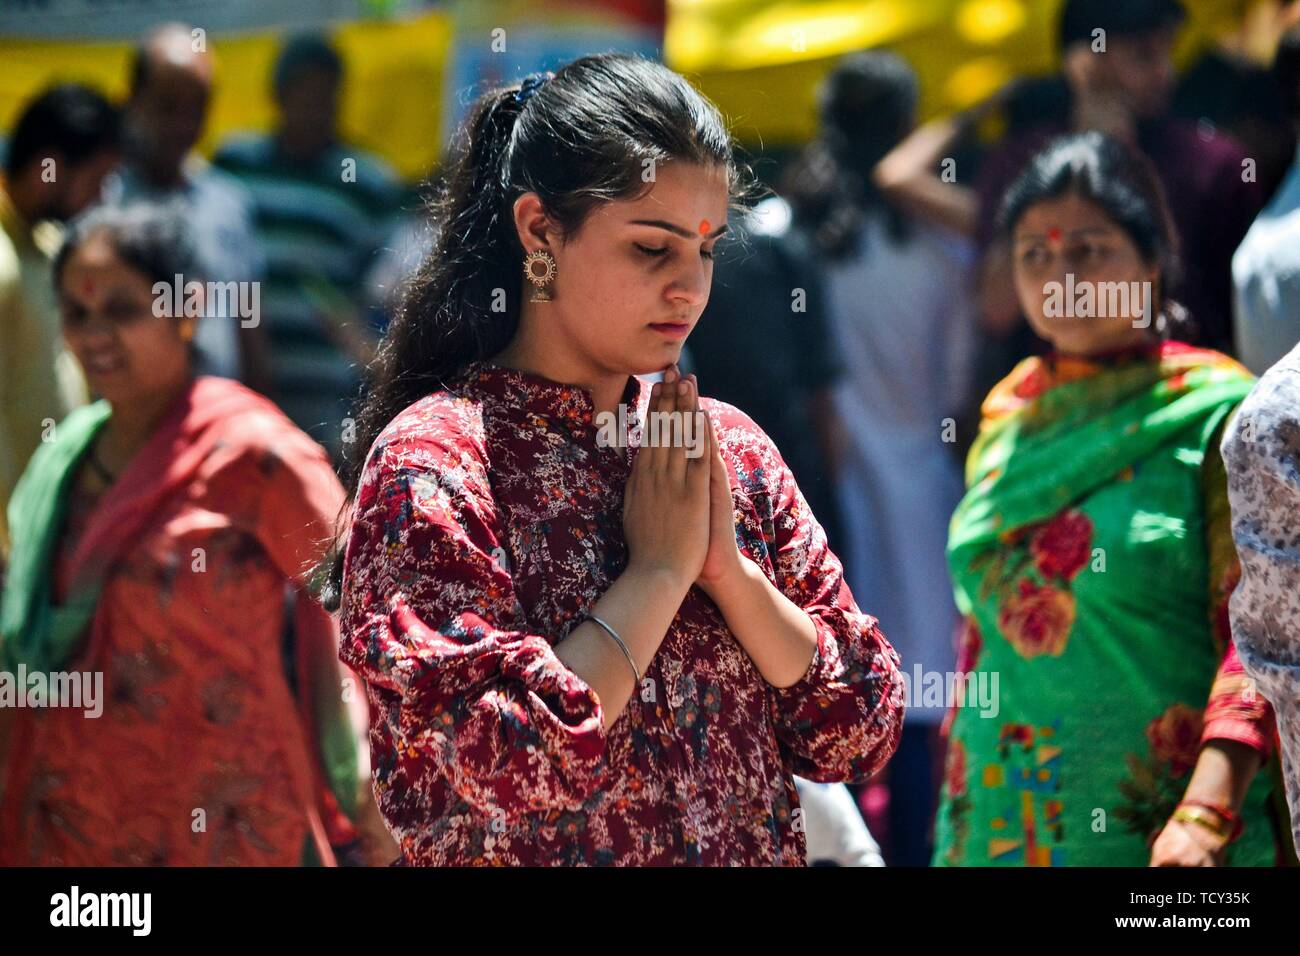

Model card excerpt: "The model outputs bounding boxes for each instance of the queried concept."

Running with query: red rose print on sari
[971,508,1092,660]
[1145,703,1204,777]
[1116,704,1206,841]
[997,579,1076,659]
[1029,510,1094,581]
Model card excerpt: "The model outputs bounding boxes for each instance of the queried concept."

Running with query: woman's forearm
[874,117,962,192]
[873,116,979,237]
[554,563,692,730]
[1182,739,1265,811]
[699,557,818,689]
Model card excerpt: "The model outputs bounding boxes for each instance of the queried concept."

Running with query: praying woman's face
[536,160,730,377]
[59,230,192,407]
[1012,193,1161,357]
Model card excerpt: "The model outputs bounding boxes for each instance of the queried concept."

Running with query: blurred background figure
[0,201,388,866]
[875,0,1273,433]
[796,777,886,866]
[973,0,1265,375]
[1233,23,1300,374]
[935,132,1285,867]
[782,50,975,866]
[0,84,118,560]
[215,32,401,460]
[1171,0,1298,200]
[684,195,845,555]
[103,22,270,390]
[363,175,436,328]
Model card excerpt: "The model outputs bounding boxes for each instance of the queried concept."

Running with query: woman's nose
[667,259,710,307]
[71,314,117,344]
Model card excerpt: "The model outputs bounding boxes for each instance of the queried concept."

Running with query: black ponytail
[782,49,918,261]
[320,52,751,610]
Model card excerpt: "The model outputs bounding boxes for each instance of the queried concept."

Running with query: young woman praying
[329,53,904,866]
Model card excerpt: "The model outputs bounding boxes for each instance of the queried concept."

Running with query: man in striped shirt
[215,32,401,460]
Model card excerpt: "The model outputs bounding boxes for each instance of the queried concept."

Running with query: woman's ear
[512,191,554,253]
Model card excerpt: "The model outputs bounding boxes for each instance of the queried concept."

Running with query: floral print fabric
[1222,341,1300,855]
[339,361,903,865]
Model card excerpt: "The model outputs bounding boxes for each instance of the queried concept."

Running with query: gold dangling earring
[523,249,557,302]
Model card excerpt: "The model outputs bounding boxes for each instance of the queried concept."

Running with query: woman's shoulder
[195,376,328,461]
[699,395,789,495]
[700,395,768,446]
[1156,340,1250,374]
[361,385,493,489]
[189,378,342,503]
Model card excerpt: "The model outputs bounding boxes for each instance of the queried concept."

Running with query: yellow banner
[666,0,1259,144]
[0,11,452,181]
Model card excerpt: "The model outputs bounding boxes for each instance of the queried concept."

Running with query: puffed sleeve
[338,411,611,825]
[752,421,905,783]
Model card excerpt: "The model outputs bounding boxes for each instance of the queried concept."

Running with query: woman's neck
[1050,337,1161,365]
[491,317,630,418]
[102,373,194,465]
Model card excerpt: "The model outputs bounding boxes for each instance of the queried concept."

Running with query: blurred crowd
[1,0,1299,866]
[690,0,1300,865]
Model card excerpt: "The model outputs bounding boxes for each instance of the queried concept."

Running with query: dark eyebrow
[629,218,729,240]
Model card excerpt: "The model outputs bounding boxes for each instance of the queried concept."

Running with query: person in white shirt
[1232,26,1300,374]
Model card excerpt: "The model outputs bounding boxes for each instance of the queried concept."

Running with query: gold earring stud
[523,249,556,302]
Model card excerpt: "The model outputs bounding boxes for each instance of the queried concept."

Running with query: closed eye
[637,242,716,261]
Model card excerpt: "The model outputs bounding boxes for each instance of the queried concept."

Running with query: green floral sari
[933,342,1280,866]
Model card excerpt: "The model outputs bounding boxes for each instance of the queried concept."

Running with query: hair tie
[514,71,554,104]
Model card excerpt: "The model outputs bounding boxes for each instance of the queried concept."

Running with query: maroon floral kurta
[339,361,903,865]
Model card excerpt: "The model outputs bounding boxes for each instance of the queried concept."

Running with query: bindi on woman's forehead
[698,219,711,236]
[80,276,97,298]
[1047,228,1062,243]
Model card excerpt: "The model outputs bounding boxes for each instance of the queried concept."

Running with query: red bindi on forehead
[1047,228,1062,243]
[698,219,711,236]
[81,276,97,297]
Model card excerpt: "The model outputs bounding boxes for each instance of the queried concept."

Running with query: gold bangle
[1172,806,1230,841]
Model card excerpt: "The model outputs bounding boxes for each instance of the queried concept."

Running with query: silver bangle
[585,613,640,686]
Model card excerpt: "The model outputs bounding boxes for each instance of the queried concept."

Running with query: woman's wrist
[697,552,757,606]
[623,559,695,599]
[1169,814,1232,857]
[1173,800,1242,845]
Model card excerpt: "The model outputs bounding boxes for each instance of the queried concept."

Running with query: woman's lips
[648,321,690,338]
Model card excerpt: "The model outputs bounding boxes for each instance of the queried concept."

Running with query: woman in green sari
[933,132,1290,866]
